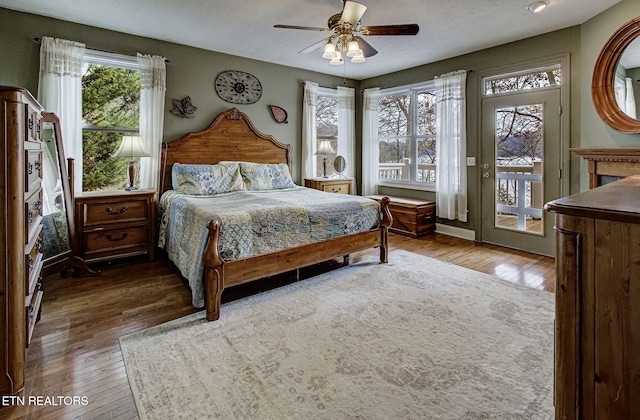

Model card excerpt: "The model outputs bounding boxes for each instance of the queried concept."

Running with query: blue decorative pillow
[239,162,296,190]
[172,162,246,195]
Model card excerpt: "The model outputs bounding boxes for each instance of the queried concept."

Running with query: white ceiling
[0,0,620,80]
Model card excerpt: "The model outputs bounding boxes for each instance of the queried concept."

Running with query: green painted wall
[0,8,354,184]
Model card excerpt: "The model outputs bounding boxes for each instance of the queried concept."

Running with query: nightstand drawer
[82,198,149,227]
[322,182,350,194]
[82,225,149,259]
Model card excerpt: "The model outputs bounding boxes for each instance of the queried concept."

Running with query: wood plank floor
[1,233,555,419]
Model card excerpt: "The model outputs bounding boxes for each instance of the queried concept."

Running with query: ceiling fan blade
[298,38,328,54]
[354,36,378,57]
[340,1,367,26]
[360,24,419,36]
[274,24,331,32]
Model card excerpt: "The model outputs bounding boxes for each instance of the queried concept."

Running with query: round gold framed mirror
[592,16,640,134]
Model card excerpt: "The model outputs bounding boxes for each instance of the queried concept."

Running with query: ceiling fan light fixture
[351,54,365,63]
[526,1,549,13]
[322,40,337,59]
[329,51,343,65]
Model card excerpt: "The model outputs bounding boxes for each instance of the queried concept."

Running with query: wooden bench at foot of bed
[368,195,435,237]
[202,196,392,321]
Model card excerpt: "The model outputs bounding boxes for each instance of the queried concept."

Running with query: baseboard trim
[435,223,476,241]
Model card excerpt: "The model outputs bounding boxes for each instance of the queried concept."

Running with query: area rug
[119,250,554,419]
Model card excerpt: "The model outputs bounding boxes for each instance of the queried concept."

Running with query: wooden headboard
[160,108,292,195]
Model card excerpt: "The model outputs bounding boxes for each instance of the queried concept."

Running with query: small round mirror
[333,155,346,176]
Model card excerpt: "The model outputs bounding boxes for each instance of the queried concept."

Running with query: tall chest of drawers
[0,87,44,396]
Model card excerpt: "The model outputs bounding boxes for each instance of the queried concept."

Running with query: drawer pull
[28,117,33,130]
[36,122,41,133]
[332,187,342,192]
[106,233,128,242]
[106,206,128,215]
[28,211,34,224]
[28,162,33,175]
[34,160,41,171]
[35,200,42,210]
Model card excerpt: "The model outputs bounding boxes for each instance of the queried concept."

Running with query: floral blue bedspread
[158,186,381,307]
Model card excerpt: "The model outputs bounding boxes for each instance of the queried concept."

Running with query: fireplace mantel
[572,147,640,188]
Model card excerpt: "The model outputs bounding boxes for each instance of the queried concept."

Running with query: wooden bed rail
[202,196,393,321]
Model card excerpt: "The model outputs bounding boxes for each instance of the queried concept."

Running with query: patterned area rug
[120,250,554,419]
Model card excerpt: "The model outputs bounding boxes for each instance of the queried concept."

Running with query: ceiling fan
[274,0,419,64]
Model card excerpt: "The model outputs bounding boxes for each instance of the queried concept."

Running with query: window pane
[378,138,411,181]
[82,62,140,191]
[378,94,411,137]
[417,137,436,182]
[82,132,130,191]
[82,63,140,128]
[494,104,544,234]
[484,65,561,95]
[315,95,338,177]
[417,91,436,136]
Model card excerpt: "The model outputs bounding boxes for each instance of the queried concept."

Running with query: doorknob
[482,163,490,169]
[482,172,490,179]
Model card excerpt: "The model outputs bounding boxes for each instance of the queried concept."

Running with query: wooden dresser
[545,176,640,419]
[0,87,44,396]
[75,190,156,263]
[304,177,353,194]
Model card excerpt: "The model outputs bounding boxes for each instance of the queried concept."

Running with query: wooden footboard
[202,196,392,321]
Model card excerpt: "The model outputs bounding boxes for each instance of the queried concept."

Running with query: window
[483,64,561,96]
[315,89,338,178]
[377,82,437,189]
[82,50,140,191]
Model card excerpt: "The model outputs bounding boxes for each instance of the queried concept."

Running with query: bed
[159,107,392,321]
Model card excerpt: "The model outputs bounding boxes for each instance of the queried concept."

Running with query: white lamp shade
[112,135,149,158]
[315,140,336,155]
[329,51,343,65]
[322,41,337,59]
[346,40,361,57]
[351,54,365,63]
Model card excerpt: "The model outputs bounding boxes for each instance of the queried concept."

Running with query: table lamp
[112,135,149,190]
[315,140,336,178]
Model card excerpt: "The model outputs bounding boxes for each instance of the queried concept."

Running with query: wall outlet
[466,157,476,166]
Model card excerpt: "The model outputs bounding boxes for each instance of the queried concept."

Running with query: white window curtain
[625,77,637,119]
[435,70,468,222]
[337,86,356,189]
[37,36,85,193]
[302,81,318,180]
[361,87,380,196]
[137,53,166,191]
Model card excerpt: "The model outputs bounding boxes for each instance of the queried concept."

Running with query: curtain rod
[34,37,171,63]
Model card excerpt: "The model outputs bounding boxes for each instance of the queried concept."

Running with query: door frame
[475,54,570,253]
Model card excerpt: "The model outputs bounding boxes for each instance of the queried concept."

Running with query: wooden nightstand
[304,177,353,194]
[74,189,156,263]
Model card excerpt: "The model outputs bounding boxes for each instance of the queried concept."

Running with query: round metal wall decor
[215,70,262,104]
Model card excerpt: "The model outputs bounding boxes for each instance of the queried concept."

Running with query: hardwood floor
[1,233,555,419]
